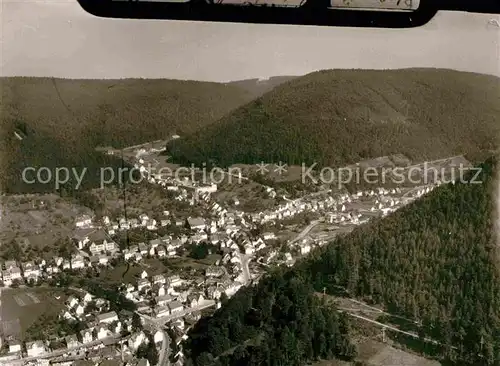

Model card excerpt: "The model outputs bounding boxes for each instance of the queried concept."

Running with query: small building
[154,330,164,344]
[75,214,93,228]
[65,335,81,349]
[8,342,22,354]
[96,311,119,324]
[186,217,205,231]
[81,328,94,344]
[26,340,47,357]
[168,301,184,314]
[155,294,174,307]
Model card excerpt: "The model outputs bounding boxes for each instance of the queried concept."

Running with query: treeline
[167,69,500,169]
[184,156,500,365]
[184,272,357,366]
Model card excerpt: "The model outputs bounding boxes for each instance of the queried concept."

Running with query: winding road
[288,219,320,245]
[157,329,170,366]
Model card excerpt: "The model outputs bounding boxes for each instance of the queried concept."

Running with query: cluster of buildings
[1,291,160,366]
[0,144,446,365]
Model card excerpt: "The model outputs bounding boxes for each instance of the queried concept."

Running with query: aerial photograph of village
[1,1,500,366]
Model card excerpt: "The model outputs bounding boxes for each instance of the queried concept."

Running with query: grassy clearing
[1,287,70,341]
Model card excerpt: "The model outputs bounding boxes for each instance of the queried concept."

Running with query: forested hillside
[168,68,500,168]
[184,274,356,366]
[290,156,500,364]
[184,156,500,365]
[0,77,252,193]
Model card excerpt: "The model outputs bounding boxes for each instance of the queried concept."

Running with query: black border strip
[77,0,498,27]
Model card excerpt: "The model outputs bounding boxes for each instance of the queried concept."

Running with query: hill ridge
[167,68,500,169]
[0,77,254,193]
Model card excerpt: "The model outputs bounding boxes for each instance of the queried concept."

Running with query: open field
[0,193,92,252]
[0,287,68,341]
[312,340,441,366]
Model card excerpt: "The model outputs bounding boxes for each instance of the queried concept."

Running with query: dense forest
[296,156,500,364]
[167,69,500,168]
[184,273,357,366]
[184,156,500,365]
[0,77,252,193]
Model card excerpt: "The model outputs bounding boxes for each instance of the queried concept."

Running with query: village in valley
[0,138,472,366]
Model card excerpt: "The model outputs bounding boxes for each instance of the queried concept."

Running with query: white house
[186,217,205,231]
[98,255,109,266]
[22,261,40,278]
[71,255,85,269]
[146,219,157,230]
[156,246,166,258]
[168,301,184,314]
[65,335,80,349]
[8,342,22,354]
[67,296,79,309]
[61,311,74,321]
[206,266,224,278]
[89,241,105,255]
[97,311,119,324]
[137,279,150,292]
[167,275,184,288]
[73,228,96,249]
[126,284,135,293]
[53,257,64,267]
[123,249,134,261]
[110,321,122,335]
[262,232,276,240]
[105,241,118,252]
[81,328,94,344]
[75,304,86,317]
[138,243,148,256]
[300,242,311,255]
[154,330,164,344]
[9,267,22,282]
[2,270,12,286]
[156,294,174,307]
[75,214,93,228]
[95,325,110,340]
[244,244,254,255]
[156,286,167,297]
[83,293,94,303]
[187,293,205,308]
[206,286,222,300]
[152,274,166,285]
[26,341,47,357]
[156,306,170,318]
[149,239,162,248]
